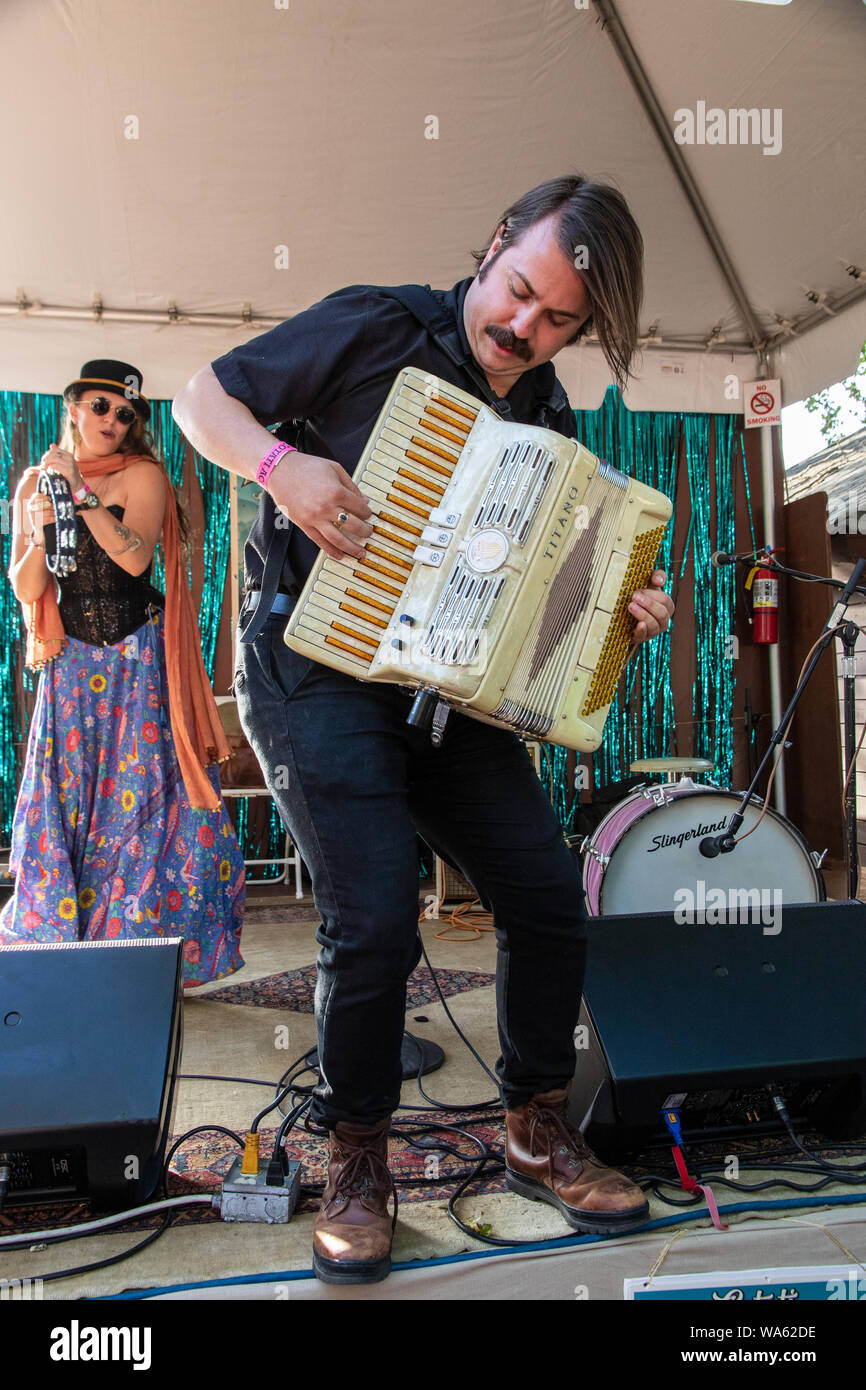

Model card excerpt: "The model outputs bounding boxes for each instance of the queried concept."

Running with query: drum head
[598,790,822,916]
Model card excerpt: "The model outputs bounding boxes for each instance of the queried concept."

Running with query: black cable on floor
[31,1212,176,1288]
[271,1099,311,1163]
[771,1091,866,1175]
[416,935,500,1106]
[161,1125,244,1198]
[178,1073,278,1088]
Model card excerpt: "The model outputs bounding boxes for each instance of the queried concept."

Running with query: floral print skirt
[0,611,245,986]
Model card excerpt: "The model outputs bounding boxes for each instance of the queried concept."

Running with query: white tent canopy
[1,0,864,413]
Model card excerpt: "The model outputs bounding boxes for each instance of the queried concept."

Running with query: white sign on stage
[624,1264,866,1301]
[744,378,782,429]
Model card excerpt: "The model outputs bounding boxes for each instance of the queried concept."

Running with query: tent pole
[759,398,786,814]
[592,0,763,350]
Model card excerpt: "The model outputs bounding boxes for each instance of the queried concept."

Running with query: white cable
[0,1194,216,1248]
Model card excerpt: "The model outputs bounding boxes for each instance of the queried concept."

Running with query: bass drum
[582,782,825,916]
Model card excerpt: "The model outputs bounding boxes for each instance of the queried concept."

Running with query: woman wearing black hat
[0,361,245,985]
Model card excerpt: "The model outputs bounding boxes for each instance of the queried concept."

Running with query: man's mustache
[485,325,531,360]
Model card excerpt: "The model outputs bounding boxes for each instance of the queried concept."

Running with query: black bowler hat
[63,359,150,420]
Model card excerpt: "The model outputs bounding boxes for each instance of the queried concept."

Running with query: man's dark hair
[472,174,644,389]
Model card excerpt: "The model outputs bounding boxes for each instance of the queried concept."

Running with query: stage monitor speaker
[0,937,183,1209]
[568,901,866,1160]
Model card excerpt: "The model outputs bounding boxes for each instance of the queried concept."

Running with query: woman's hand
[9,469,51,602]
[25,488,54,542]
[39,444,83,494]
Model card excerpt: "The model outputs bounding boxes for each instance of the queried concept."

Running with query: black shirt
[211,277,577,593]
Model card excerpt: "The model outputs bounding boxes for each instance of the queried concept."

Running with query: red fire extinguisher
[747,550,780,645]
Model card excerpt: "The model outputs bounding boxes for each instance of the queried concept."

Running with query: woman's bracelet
[27,532,45,551]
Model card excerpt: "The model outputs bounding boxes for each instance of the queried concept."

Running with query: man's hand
[268,452,373,562]
[629,569,674,645]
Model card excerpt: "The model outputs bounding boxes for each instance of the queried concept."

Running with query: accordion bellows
[284,368,672,751]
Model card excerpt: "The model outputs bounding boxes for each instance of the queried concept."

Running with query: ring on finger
[335,510,349,529]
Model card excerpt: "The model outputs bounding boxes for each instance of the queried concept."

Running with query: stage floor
[3,897,866,1301]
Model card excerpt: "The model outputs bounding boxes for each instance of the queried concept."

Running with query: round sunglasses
[80,396,138,427]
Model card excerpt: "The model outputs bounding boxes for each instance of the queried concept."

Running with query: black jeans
[235,614,588,1128]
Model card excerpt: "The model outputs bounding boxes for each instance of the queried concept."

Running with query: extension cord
[220,1157,302,1224]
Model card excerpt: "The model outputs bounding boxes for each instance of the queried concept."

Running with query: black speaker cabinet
[569,901,866,1159]
[0,938,183,1209]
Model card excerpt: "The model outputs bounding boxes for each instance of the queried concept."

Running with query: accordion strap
[240,420,305,645]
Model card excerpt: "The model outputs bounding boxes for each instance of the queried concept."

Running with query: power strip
[220,1157,302,1224]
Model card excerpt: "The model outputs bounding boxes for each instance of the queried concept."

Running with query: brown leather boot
[312,1117,397,1284]
[506,1088,649,1235]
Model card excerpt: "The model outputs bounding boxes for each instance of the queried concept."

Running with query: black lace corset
[46,505,165,647]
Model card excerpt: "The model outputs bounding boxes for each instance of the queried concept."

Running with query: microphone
[698,833,738,857]
[699,810,743,858]
[699,834,724,857]
[710,549,762,569]
[711,548,774,571]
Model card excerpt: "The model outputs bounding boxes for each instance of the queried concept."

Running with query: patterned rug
[201,963,495,1012]
[0,1111,508,1237]
[4,1119,863,1239]
[236,902,321,925]
[7,897,863,1244]
[168,1111,508,1213]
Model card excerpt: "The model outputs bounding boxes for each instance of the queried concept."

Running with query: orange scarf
[22,453,229,811]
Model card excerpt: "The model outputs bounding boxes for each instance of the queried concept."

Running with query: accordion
[284,368,672,751]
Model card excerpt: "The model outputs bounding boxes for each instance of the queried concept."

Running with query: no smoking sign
[744,378,782,429]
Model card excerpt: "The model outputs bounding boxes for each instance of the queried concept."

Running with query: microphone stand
[700,554,866,899]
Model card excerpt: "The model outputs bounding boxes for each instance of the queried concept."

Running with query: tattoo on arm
[107,522,143,555]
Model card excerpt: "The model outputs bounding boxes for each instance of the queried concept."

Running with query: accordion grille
[472,442,556,542]
[421,564,506,666]
[581,524,668,715]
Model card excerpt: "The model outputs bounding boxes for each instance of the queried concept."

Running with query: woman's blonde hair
[61,393,189,549]
[60,393,156,459]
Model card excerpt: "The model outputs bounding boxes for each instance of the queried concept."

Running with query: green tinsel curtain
[232,798,287,881]
[539,387,748,833]
[0,385,750,846]
[193,453,233,678]
[574,388,683,788]
[149,399,189,596]
[149,398,231,679]
[0,393,63,841]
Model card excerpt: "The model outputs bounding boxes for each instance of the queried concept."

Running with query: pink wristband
[72,481,92,502]
[256,441,296,488]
